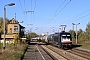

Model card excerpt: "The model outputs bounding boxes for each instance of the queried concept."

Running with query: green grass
[80,45,90,50]
[80,40,90,50]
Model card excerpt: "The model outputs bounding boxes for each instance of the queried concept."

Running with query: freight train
[40,31,72,49]
[31,31,72,49]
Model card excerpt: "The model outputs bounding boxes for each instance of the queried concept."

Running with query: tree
[78,29,86,44]
[86,22,90,41]
[0,17,4,34]
[69,29,76,39]
[69,29,76,44]
[30,32,39,38]
[0,17,9,34]
[78,29,83,35]
[5,18,9,33]
[26,32,39,40]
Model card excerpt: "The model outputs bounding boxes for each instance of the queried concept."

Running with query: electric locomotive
[47,31,72,49]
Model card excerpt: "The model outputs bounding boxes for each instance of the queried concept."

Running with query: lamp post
[72,23,80,44]
[3,3,15,49]
[76,23,80,44]
[72,23,75,40]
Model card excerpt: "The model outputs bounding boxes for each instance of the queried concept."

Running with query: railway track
[37,42,68,60]
[41,45,89,60]
[69,48,90,59]
[40,45,67,60]
[25,42,90,60]
[40,45,58,60]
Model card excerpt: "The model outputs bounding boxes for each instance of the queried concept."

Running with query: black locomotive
[47,31,72,49]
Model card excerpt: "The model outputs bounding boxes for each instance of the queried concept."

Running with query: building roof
[8,18,25,28]
[9,18,19,24]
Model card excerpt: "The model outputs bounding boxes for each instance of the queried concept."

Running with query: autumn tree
[86,22,90,40]
[69,29,76,38]
[0,17,9,34]
[85,22,90,45]
[29,32,39,38]
[0,17,4,34]
[78,29,86,44]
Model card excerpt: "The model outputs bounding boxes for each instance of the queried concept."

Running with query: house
[1,18,25,43]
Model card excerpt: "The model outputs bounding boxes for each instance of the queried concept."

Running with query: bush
[0,43,28,60]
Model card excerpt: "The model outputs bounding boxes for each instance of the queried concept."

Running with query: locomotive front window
[67,35,71,39]
[62,35,66,38]
[62,35,71,39]
[67,36,70,39]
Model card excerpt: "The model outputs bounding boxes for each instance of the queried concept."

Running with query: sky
[0,0,90,35]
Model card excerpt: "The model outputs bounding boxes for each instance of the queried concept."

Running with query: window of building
[14,26,18,32]
[10,28,12,33]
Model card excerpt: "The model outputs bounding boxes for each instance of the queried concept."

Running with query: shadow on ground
[72,44,82,48]
[29,43,37,45]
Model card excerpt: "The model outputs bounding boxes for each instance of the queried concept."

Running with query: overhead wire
[32,0,37,26]
[65,9,90,24]
[31,0,33,24]
[55,0,71,17]
[43,0,66,27]
[19,0,27,28]
[33,0,37,23]
[19,0,24,13]
[44,0,71,27]
[24,0,29,25]
[68,13,90,24]
[34,0,37,12]
[24,0,26,12]
[23,0,31,26]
